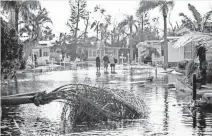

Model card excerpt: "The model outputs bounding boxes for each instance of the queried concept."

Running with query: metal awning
[173,32,212,50]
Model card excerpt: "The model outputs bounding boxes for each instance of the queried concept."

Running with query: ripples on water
[1,66,212,135]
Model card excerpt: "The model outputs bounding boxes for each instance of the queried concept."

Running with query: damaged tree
[1,84,148,123]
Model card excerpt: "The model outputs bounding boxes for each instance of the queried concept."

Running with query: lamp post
[121,53,124,65]
[135,54,137,63]
[127,53,129,64]
[59,54,62,70]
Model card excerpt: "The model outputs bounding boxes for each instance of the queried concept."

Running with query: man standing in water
[103,54,109,72]
[109,54,115,73]
[96,54,100,73]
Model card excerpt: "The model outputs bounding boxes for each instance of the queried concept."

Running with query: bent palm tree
[137,0,174,69]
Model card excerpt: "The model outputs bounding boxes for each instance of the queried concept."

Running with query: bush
[185,61,199,85]
[178,60,188,70]
[1,18,23,79]
[206,61,212,83]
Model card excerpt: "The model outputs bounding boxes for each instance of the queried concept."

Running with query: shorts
[104,62,108,67]
[110,64,115,67]
[96,62,100,67]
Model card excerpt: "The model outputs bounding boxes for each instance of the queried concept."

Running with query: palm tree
[179,4,212,33]
[1,1,40,33]
[119,15,138,61]
[140,45,160,63]
[137,0,175,69]
[90,21,104,41]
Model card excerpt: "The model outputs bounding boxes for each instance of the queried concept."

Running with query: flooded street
[1,65,212,136]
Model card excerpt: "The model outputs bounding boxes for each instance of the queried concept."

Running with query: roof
[176,25,190,35]
[160,36,181,42]
[136,40,161,48]
[173,32,212,49]
[39,41,52,45]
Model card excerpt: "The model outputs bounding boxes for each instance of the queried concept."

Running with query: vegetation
[177,3,212,85]
[178,60,188,70]
[179,3,212,33]
[2,84,148,123]
[137,0,175,68]
[1,1,40,33]
[119,15,138,61]
[206,61,212,83]
[1,18,23,81]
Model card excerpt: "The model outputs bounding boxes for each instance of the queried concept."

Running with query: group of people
[96,54,117,73]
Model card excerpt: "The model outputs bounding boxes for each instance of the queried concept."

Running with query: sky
[41,0,212,37]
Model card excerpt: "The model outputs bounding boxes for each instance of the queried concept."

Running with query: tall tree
[119,15,138,61]
[137,0,175,69]
[179,3,212,33]
[67,0,87,43]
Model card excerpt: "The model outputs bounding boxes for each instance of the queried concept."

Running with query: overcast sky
[41,0,212,37]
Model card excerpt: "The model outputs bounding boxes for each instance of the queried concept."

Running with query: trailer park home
[137,37,197,67]
[161,36,196,67]
[29,41,53,65]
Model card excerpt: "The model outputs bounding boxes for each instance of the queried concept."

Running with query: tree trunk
[1,96,34,105]
[84,18,89,41]
[163,14,168,69]
[198,47,207,85]
[75,0,80,44]
[15,7,19,33]
[96,24,99,41]
[130,26,133,62]
[141,14,144,32]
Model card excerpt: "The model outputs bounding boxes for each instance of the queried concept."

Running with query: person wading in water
[109,54,116,73]
[103,54,109,72]
[96,54,100,73]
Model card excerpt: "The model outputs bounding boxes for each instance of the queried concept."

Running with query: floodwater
[1,65,212,136]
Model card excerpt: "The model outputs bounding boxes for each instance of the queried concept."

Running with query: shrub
[206,61,212,83]
[185,61,198,85]
[178,60,188,70]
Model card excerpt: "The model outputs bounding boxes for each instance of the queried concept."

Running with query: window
[33,52,39,57]
[97,50,100,55]
[43,52,49,56]
[88,49,92,57]
[93,50,96,57]
[40,44,47,46]
[184,43,194,60]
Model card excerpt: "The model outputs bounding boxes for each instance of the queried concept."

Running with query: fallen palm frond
[2,84,148,124]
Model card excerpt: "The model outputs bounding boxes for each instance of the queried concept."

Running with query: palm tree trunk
[130,27,133,62]
[96,25,99,41]
[15,7,19,33]
[163,14,168,69]
[84,19,89,41]
[141,14,144,32]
